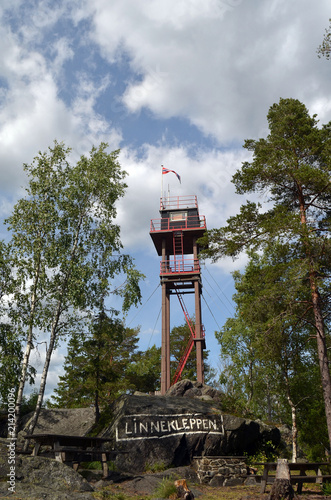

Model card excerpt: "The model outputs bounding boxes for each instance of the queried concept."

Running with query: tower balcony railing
[160,195,198,211]
[160,258,200,275]
[150,215,206,232]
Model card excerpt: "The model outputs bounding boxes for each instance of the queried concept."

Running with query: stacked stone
[193,456,248,487]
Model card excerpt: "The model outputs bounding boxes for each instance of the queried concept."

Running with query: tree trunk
[95,390,100,423]
[289,398,298,463]
[174,479,194,500]
[266,376,272,422]
[311,280,331,450]
[23,217,83,450]
[14,259,41,438]
[23,300,61,451]
[268,459,295,500]
[298,191,331,451]
[284,373,298,463]
[14,332,34,438]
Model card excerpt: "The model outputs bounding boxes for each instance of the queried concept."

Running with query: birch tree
[0,241,31,405]
[5,142,143,439]
[6,143,70,436]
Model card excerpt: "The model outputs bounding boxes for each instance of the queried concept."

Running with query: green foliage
[170,321,216,384]
[0,323,33,406]
[245,441,279,475]
[144,461,168,473]
[317,18,331,59]
[201,98,331,262]
[4,141,144,437]
[297,395,329,461]
[0,241,28,406]
[80,460,116,471]
[153,477,177,499]
[50,317,140,416]
[201,98,331,455]
[216,245,321,424]
[126,345,161,393]
[322,481,331,495]
[20,390,39,416]
[87,406,115,437]
[125,321,217,395]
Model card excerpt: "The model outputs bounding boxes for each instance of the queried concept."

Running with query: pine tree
[217,246,323,460]
[50,315,139,421]
[126,345,161,393]
[201,98,331,449]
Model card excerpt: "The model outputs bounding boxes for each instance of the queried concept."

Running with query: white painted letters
[117,413,224,442]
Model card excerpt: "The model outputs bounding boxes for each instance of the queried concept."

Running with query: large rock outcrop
[100,393,281,473]
[165,379,223,403]
[0,439,95,500]
[16,407,95,448]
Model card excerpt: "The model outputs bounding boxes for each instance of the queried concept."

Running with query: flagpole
[161,165,163,206]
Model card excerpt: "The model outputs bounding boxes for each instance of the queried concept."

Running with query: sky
[0,0,330,398]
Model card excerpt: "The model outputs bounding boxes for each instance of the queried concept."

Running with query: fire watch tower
[150,195,207,395]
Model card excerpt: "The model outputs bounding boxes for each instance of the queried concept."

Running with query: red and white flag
[162,166,181,183]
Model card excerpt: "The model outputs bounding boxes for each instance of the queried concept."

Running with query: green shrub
[245,440,278,473]
[153,477,177,499]
[322,481,331,495]
[144,461,168,473]
[20,390,39,416]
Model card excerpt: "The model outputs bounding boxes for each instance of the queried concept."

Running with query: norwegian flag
[162,166,181,183]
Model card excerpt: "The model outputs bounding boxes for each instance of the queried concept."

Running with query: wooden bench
[51,447,118,474]
[24,433,118,478]
[253,461,331,494]
[290,474,331,493]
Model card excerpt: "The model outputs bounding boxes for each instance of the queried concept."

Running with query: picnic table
[254,461,331,494]
[24,433,117,478]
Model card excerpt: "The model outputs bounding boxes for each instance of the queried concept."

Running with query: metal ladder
[171,286,196,384]
[173,231,183,272]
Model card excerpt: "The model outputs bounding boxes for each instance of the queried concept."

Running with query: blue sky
[0,0,330,396]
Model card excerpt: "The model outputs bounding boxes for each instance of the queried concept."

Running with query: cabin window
[170,211,187,221]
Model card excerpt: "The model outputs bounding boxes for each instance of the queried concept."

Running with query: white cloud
[0,17,121,195]
[0,0,330,385]
[85,0,331,143]
[116,143,249,257]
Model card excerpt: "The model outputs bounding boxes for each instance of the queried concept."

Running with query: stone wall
[193,456,248,487]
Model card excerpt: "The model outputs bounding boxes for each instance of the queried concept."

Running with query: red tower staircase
[171,287,205,385]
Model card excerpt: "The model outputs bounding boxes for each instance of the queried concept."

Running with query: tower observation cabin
[150,195,207,395]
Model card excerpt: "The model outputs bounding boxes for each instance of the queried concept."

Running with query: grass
[153,477,178,499]
[92,480,330,500]
[144,461,169,473]
[80,460,116,471]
